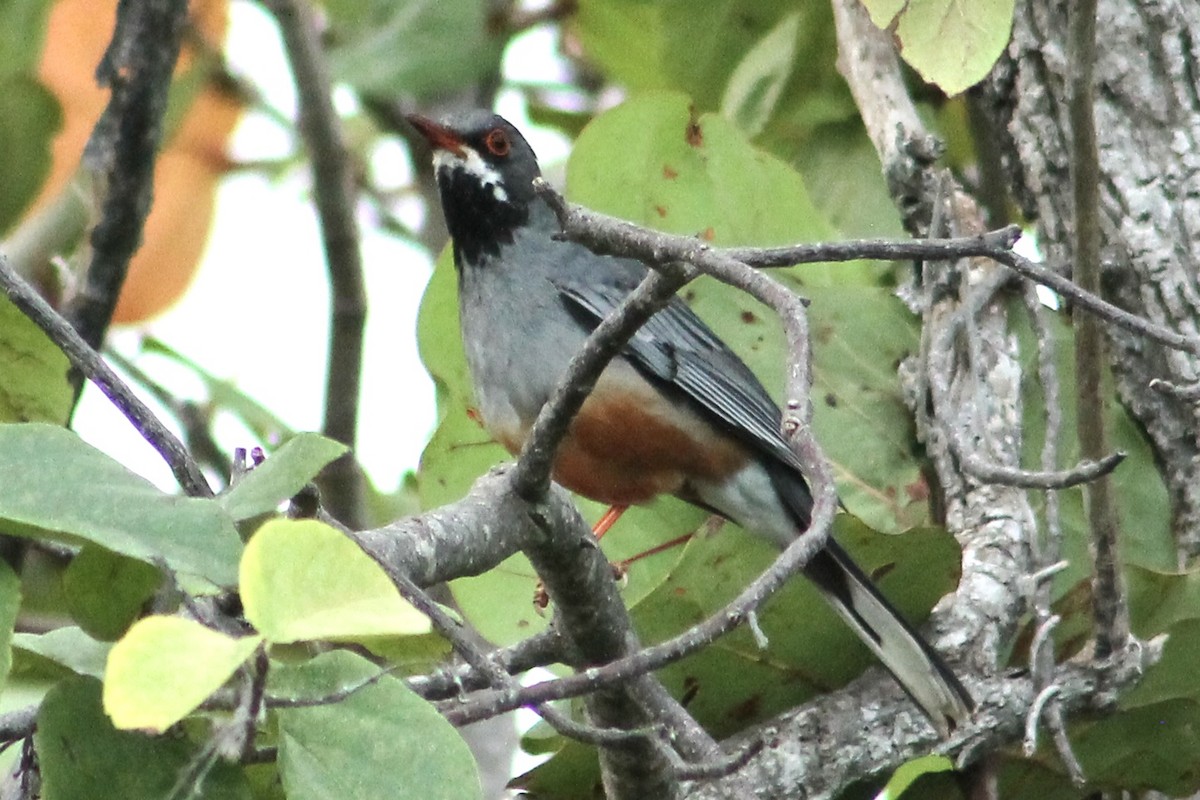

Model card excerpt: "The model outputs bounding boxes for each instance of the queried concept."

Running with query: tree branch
[263,0,368,527]
[1067,0,1130,659]
[64,0,190,360]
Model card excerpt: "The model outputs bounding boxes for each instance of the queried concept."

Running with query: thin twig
[665,737,763,782]
[264,0,368,527]
[406,628,564,700]
[1068,0,1129,659]
[1047,703,1087,786]
[1023,684,1062,756]
[723,225,1021,266]
[955,448,1125,489]
[0,257,212,497]
[1149,377,1200,400]
[510,260,692,501]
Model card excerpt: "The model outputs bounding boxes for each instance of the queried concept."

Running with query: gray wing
[553,275,804,473]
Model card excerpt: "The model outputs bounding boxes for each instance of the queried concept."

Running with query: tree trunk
[983,0,1200,561]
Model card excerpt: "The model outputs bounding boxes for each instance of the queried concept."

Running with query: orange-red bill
[406,114,466,156]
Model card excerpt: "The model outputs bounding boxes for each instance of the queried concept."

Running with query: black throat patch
[437,165,530,266]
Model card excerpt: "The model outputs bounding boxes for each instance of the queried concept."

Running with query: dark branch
[1068,0,1130,658]
[65,0,189,358]
[264,0,368,527]
[0,257,212,497]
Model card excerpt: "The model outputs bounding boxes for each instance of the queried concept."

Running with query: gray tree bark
[984,0,1200,561]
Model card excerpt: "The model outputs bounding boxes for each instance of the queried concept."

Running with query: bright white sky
[73,2,570,496]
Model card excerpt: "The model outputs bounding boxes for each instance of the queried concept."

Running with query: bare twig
[1068,0,1129,659]
[64,0,189,358]
[723,225,1021,266]
[406,628,563,700]
[1023,684,1062,756]
[263,0,368,527]
[1149,378,1200,400]
[954,444,1124,489]
[0,257,212,497]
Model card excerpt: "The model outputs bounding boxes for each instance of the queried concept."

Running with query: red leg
[592,504,628,540]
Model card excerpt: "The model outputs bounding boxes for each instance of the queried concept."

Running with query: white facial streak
[433,145,509,203]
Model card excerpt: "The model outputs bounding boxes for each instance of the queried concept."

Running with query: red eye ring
[484,128,511,157]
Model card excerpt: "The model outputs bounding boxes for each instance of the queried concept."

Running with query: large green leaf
[12,626,110,679]
[1014,304,1172,599]
[37,676,251,800]
[0,293,71,424]
[275,651,481,800]
[567,92,832,246]
[0,423,242,585]
[325,0,503,97]
[0,0,54,78]
[63,545,162,641]
[0,77,59,232]
[240,519,429,643]
[861,0,1015,96]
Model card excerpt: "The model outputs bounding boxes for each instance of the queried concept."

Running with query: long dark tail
[802,542,973,734]
[768,466,973,734]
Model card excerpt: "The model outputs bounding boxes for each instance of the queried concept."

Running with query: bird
[408,109,973,734]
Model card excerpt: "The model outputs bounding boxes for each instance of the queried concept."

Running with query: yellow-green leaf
[861,0,1015,96]
[104,616,261,732]
[240,519,430,644]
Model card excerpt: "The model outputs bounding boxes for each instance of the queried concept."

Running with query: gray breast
[457,224,591,442]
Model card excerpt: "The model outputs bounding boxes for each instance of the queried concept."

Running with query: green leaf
[568,93,832,246]
[0,76,60,232]
[325,0,503,97]
[1123,618,1200,709]
[0,423,242,585]
[12,626,110,678]
[37,676,252,800]
[1014,303,1172,606]
[103,615,261,732]
[219,433,349,521]
[720,12,801,137]
[861,0,1015,96]
[570,0,667,91]
[0,0,54,77]
[240,519,429,643]
[0,294,71,424]
[276,651,481,800]
[886,754,957,798]
[63,545,162,641]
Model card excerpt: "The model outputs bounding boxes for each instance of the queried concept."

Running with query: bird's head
[407,111,542,264]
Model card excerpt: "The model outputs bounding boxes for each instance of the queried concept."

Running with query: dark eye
[484,128,511,157]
